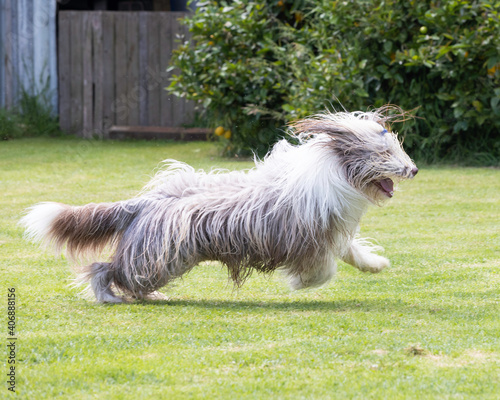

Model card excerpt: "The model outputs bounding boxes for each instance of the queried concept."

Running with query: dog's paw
[98,293,127,304]
[357,254,390,273]
[288,275,306,290]
[286,267,336,290]
[143,291,169,301]
[128,290,169,302]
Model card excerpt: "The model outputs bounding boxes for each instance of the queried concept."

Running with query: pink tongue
[379,178,394,193]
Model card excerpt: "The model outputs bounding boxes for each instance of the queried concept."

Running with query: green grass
[1,138,499,399]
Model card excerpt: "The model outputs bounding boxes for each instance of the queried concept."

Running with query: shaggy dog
[21,107,418,303]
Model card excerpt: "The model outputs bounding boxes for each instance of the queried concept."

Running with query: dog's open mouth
[374,178,394,197]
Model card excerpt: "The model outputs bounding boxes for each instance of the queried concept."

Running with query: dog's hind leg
[341,238,390,273]
[286,256,337,290]
[126,259,196,301]
[82,262,125,303]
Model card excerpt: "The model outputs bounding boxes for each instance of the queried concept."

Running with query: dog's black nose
[411,167,419,177]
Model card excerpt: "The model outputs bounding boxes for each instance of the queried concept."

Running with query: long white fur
[22,202,67,246]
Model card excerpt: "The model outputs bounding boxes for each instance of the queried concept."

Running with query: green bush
[0,108,23,140]
[169,0,500,164]
[1,90,61,140]
[18,89,61,137]
[168,0,305,155]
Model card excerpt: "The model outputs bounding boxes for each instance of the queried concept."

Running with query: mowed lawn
[1,138,499,399]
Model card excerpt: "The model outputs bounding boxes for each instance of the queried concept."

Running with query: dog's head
[291,107,418,202]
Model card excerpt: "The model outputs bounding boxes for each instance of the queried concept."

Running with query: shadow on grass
[134,298,412,313]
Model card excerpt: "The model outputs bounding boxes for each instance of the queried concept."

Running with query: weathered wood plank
[126,12,140,126]
[0,0,4,107]
[114,12,128,125]
[82,12,93,138]
[2,0,10,107]
[147,13,161,126]
[170,13,184,127]
[101,12,115,137]
[138,12,149,125]
[92,12,104,137]
[58,12,72,133]
[33,1,57,114]
[70,12,83,134]
[17,0,32,96]
[46,0,58,114]
[4,0,17,108]
[160,12,174,126]
[11,0,19,107]
[0,20,3,107]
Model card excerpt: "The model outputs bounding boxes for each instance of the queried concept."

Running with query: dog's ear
[289,114,384,151]
[288,118,349,140]
[289,106,417,143]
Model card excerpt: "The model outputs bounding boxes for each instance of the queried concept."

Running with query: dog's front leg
[341,238,390,273]
[286,255,337,290]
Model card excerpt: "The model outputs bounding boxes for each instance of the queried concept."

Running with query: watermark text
[6,288,16,393]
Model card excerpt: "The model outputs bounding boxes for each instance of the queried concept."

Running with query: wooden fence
[58,11,196,138]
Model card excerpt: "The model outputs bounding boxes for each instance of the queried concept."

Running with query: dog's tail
[20,200,140,260]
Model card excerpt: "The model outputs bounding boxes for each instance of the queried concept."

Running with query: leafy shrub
[0,108,23,140]
[169,0,309,155]
[169,0,500,164]
[18,89,61,137]
[302,0,500,164]
[1,90,61,140]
